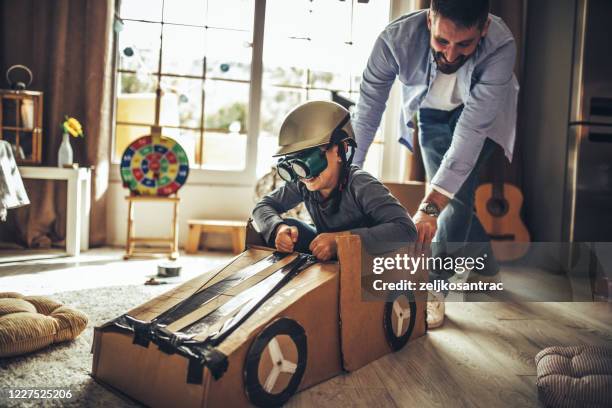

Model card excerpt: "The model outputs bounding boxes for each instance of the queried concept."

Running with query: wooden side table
[124,195,179,260]
[186,219,246,254]
[19,166,91,256]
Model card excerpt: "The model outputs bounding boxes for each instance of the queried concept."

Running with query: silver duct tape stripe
[181,255,315,345]
[155,254,281,325]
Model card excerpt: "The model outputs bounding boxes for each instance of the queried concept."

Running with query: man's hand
[275,224,299,253]
[414,188,450,246]
[309,233,339,261]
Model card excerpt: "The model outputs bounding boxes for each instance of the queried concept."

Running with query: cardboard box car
[92,235,427,407]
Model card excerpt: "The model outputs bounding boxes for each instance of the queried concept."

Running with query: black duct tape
[201,346,229,381]
[187,357,205,384]
[156,326,185,355]
[126,316,152,348]
[102,315,160,350]
[185,345,229,384]
[103,315,227,383]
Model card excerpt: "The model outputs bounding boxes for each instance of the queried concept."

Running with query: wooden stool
[124,195,180,260]
[186,220,247,254]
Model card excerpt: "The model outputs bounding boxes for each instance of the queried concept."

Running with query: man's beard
[432,49,470,74]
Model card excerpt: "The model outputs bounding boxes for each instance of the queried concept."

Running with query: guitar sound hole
[486,198,509,217]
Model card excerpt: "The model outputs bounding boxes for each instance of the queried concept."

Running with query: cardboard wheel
[383,291,417,351]
[244,318,307,407]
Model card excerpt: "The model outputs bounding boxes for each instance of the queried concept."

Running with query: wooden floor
[287,301,612,408]
[2,248,610,407]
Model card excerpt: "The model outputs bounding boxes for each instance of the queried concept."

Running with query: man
[352,0,518,327]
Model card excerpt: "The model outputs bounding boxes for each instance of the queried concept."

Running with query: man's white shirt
[421,71,464,112]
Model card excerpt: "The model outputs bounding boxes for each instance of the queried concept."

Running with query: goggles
[276,147,328,182]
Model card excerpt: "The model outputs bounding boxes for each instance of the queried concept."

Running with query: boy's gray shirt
[252,166,417,252]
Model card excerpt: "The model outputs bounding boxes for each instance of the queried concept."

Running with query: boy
[252,100,417,261]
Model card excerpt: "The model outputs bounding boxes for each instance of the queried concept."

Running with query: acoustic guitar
[475,180,531,261]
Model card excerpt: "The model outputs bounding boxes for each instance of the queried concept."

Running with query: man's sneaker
[426,291,445,329]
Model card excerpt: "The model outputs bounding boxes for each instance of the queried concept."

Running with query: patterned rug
[0,284,178,407]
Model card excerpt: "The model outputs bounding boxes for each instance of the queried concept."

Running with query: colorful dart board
[120,135,189,196]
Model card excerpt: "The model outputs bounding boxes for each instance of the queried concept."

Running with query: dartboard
[120,135,189,196]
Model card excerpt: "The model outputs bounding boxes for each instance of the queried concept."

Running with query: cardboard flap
[245,218,268,247]
[336,235,390,371]
[337,235,428,372]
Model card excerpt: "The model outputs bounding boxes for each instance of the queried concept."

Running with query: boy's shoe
[426,291,445,329]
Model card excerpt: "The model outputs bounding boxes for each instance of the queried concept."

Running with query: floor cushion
[0,292,88,357]
[535,346,612,408]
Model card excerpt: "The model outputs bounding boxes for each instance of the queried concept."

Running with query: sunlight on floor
[0,247,234,295]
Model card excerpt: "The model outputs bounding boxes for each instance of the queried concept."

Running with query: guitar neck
[491,147,506,200]
[492,179,505,200]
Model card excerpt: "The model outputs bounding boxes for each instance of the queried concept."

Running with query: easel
[124,194,180,260]
[121,73,186,261]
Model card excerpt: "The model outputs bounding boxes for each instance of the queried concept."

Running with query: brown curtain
[406,0,527,188]
[0,0,114,247]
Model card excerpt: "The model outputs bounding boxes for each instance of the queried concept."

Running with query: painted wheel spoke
[281,359,297,374]
[393,301,403,316]
[264,366,281,392]
[396,314,404,336]
[393,299,410,337]
[267,337,283,363]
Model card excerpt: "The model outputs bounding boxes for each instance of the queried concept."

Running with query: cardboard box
[92,236,426,407]
[384,181,426,216]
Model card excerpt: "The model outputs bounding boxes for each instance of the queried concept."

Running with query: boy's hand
[275,224,299,253]
[309,233,338,261]
[413,210,437,244]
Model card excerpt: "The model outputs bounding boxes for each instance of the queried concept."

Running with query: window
[257,0,390,177]
[113,0,390,179]
[114,0,254,170]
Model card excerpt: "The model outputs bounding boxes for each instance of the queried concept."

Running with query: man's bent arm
[430,39,517,196]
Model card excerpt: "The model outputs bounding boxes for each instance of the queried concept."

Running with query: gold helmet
[274,100,355,157]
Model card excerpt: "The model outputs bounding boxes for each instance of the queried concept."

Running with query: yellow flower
[62,116,84,137]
